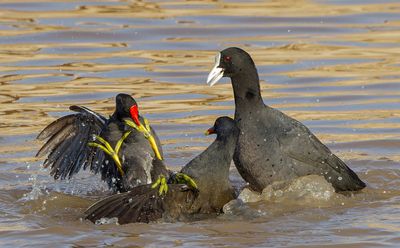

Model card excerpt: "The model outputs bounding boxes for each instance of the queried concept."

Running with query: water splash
[234,175,340,206]
[95,217,119,225]
[19,174,48,202]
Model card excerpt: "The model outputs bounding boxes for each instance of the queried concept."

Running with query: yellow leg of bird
[151,175,168,196]
[172,173,198,190]
[124,119,163,161]
[87,132,132,176]
[147,135,163,160]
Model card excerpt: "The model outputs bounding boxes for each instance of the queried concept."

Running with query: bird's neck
[205,139,234,179]
[183,136,236,185]
[231,69,264,119]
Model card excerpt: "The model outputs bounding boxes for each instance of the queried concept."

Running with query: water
[0,0,399,247]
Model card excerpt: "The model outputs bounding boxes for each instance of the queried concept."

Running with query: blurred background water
[0,0,399,247]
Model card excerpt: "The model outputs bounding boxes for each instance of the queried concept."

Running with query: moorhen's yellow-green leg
[151,172,198,196]
[124,118,163,161]
[169,172,198,190]
[125,118,198,196]
[88,131,131,176]
[151,174,168,196]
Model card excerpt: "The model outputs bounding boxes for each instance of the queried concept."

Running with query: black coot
[207,47,366,192]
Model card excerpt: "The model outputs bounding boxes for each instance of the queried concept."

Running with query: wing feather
[36,106,107,180]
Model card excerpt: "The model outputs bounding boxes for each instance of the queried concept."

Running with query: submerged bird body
[36,93,166,192]
[207,47,366,192]
[85,117,239,224]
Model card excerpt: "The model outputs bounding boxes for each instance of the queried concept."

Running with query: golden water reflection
[0,0,399,247]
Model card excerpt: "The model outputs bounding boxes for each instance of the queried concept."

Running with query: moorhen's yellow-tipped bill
[127,103,162,160]
[129,104,141,127]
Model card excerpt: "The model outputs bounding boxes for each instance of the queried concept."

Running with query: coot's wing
[36,105,107,180]
[85,184,197,224]
[278,117,365,191]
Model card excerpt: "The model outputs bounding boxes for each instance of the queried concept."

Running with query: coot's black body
[207,47,366,192]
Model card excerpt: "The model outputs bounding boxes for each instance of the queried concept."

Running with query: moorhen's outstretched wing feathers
[36,105,106,180]
[69,105,107,125]
[85,185,164,224]
[85,184,197,224]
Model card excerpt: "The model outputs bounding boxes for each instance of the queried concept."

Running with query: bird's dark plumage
[207,47,366,192]
[84,116,239,224]
[36,106,106,180]
[36,93,167,192]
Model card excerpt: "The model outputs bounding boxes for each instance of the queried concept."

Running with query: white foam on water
[235,175,339,206]
[95,217,119,225]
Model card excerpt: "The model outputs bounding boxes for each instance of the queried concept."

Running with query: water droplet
[338,177,343,181]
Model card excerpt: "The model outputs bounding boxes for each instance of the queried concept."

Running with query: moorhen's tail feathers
[36,105,106,180]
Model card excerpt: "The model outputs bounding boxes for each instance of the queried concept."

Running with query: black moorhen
[36,93,167,192]
[85,116,239,224]
[206,47,366,192]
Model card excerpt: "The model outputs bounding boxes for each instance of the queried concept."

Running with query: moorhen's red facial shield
[129,105,140,126]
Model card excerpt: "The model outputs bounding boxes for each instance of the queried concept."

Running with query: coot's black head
[115,93,140,126]
[205,116,239,140]
[207,47,255,86]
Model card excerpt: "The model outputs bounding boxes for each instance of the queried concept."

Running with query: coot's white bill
[206,52,224,86]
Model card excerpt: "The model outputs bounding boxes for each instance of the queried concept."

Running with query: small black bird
[85,116,239,224]
[36,93,167,192]
[207,47,366,192]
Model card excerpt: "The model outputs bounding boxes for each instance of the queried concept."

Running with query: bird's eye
[224,56,231,62]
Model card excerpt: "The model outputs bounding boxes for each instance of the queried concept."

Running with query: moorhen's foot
[151,174,168,196]
[168,172,198,192]
[87,131,132,176]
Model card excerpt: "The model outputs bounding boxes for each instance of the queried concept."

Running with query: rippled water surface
[0,0,400,247]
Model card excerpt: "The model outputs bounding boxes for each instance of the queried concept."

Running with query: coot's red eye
[224,56,231,62]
